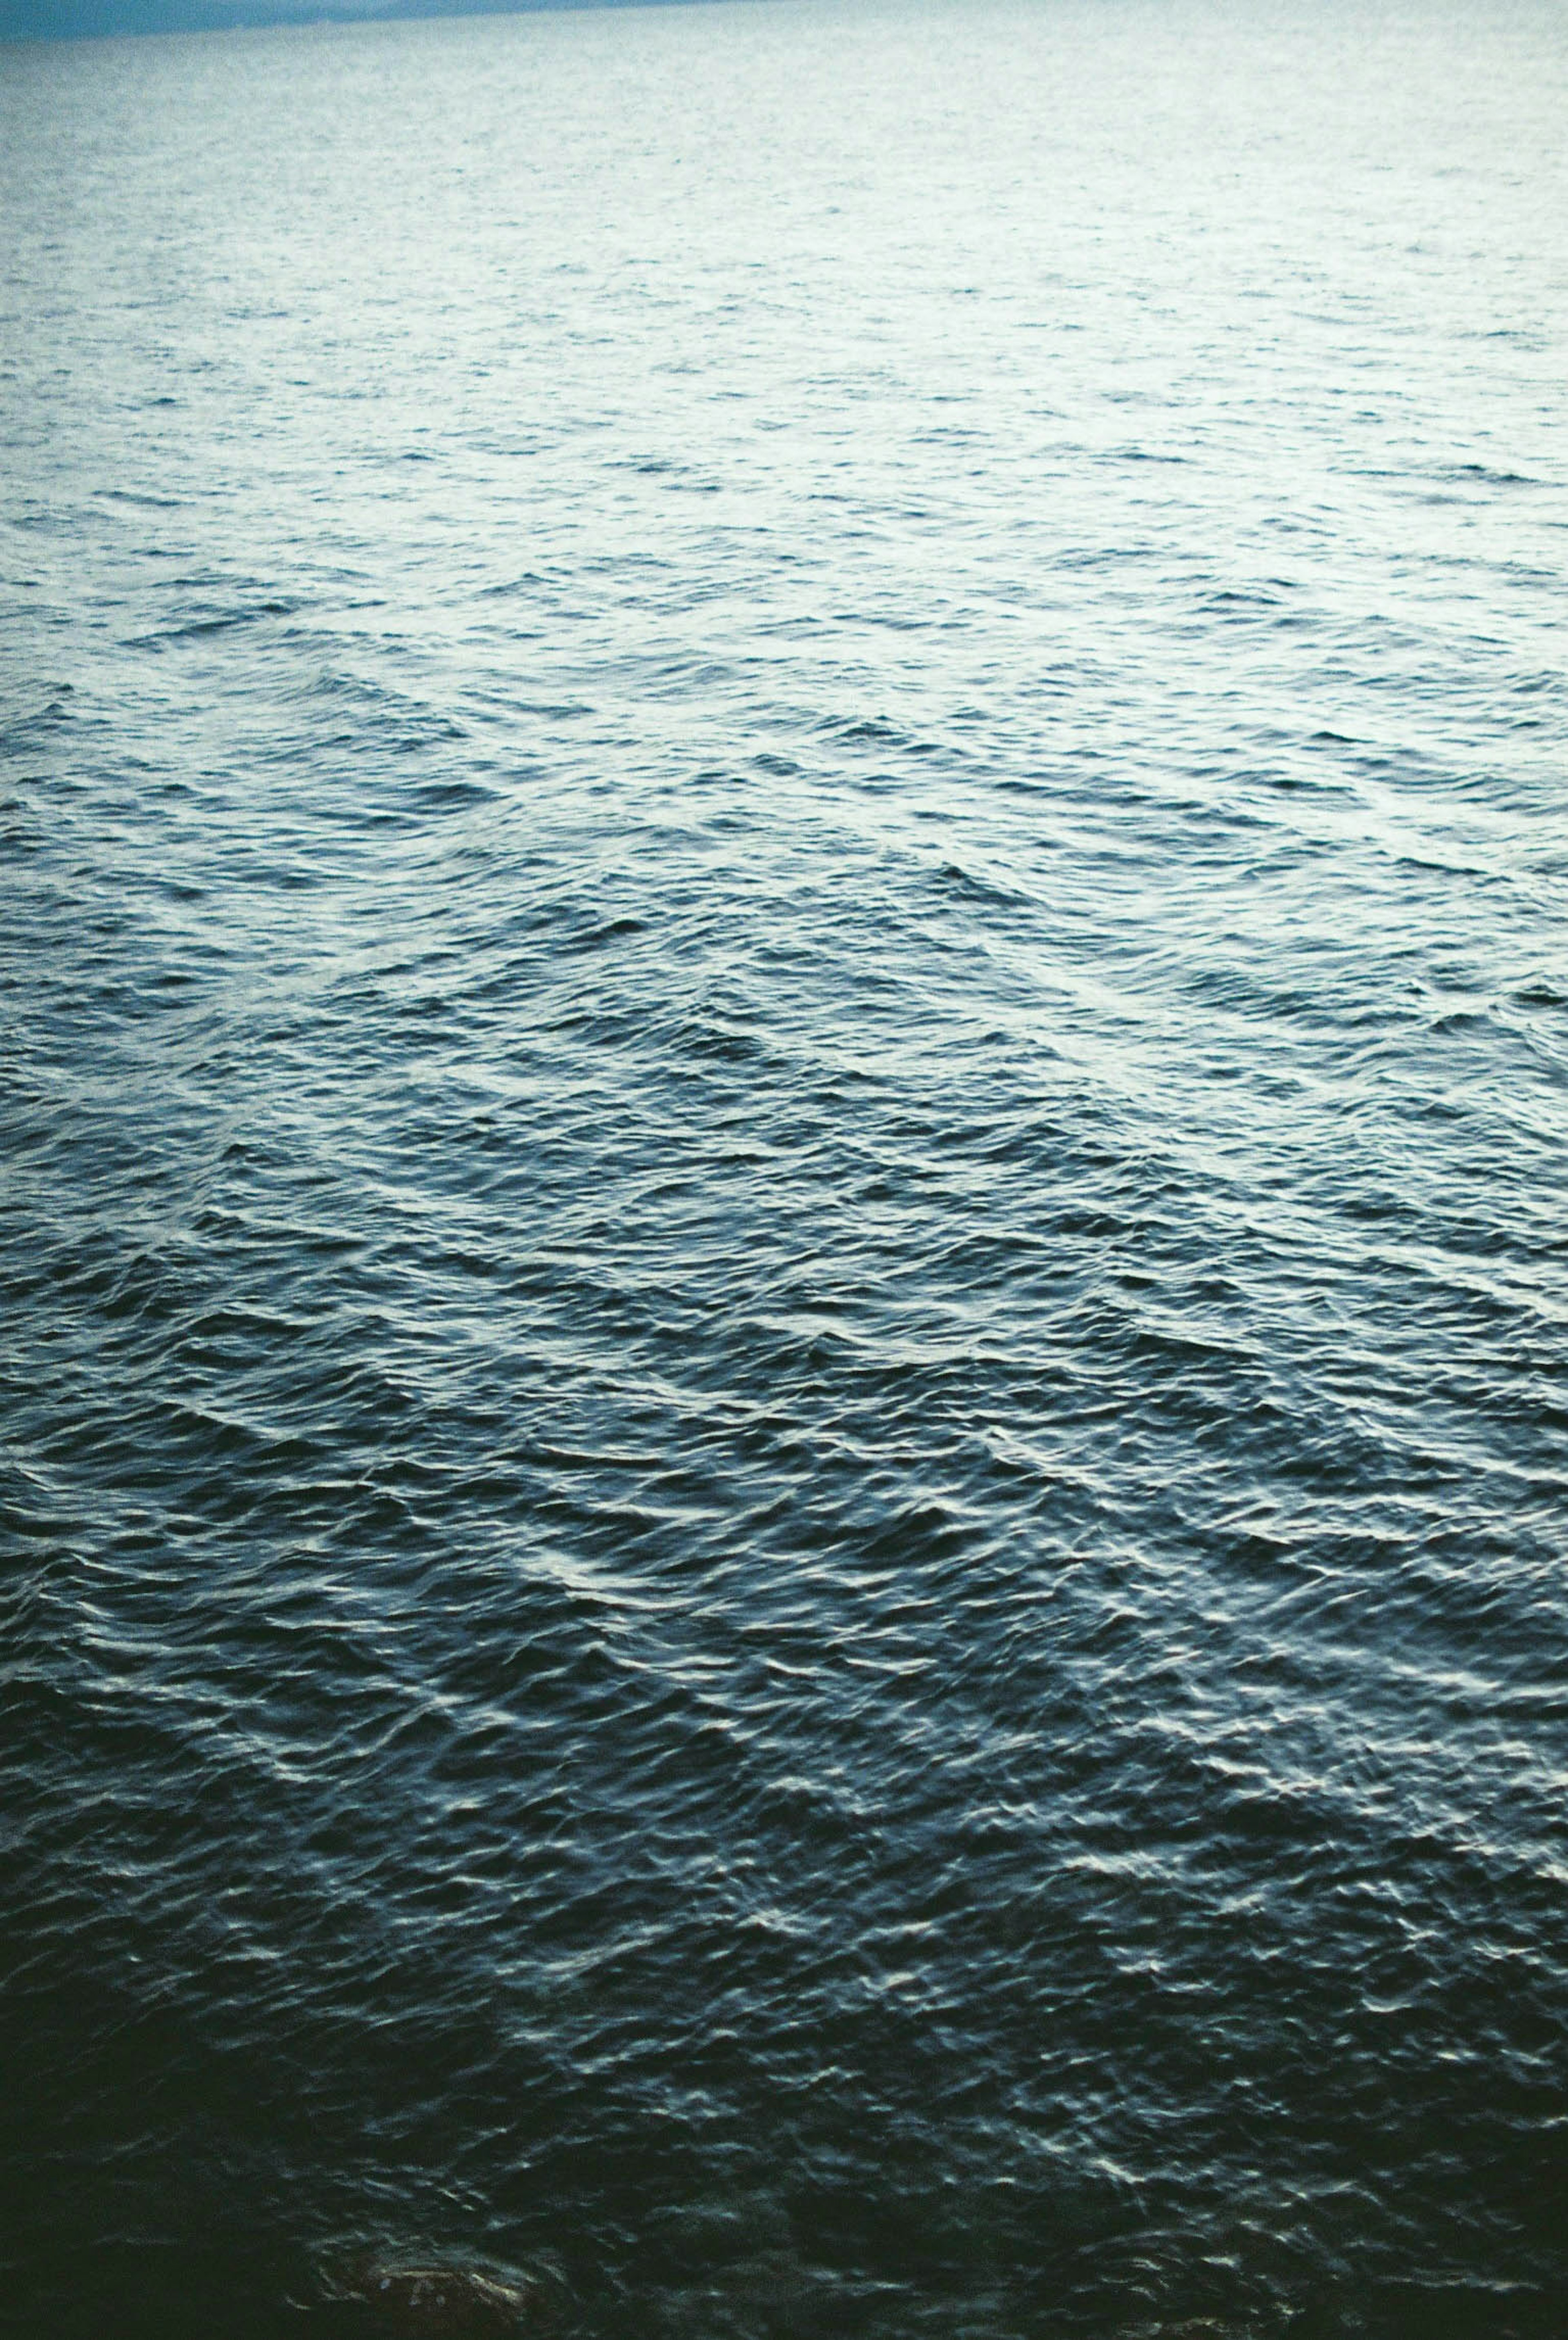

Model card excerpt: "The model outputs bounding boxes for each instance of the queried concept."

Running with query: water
[2,1,1566,2333]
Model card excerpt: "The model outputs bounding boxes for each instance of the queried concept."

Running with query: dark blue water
[3,2,1566,2334]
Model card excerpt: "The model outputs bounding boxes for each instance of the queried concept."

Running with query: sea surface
[2,1,1566,2333]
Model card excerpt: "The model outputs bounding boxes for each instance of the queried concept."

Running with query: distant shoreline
[2,0,757,52]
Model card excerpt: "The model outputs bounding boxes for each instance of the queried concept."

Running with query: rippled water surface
[3,2,1567,2333]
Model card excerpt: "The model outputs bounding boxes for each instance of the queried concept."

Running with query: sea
[2,0,1566,2333]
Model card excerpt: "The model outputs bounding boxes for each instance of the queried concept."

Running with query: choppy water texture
[3,1,1567,2334]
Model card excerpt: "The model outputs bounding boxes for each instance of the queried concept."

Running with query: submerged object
[321,2253,548,2335]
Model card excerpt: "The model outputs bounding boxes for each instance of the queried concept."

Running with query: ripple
[3,2,1567,2336]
